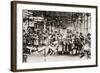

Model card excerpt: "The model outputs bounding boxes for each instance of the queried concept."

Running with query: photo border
[11,1,98,72]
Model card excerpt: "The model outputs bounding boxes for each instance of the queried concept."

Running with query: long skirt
[84,44,90,51]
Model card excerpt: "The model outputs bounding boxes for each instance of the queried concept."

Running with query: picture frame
[11,1,98,72]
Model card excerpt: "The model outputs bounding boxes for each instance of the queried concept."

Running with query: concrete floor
[26,52,89,63]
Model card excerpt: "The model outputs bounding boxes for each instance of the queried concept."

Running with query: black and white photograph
[22,10,91,63]
[11,1,97,71]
